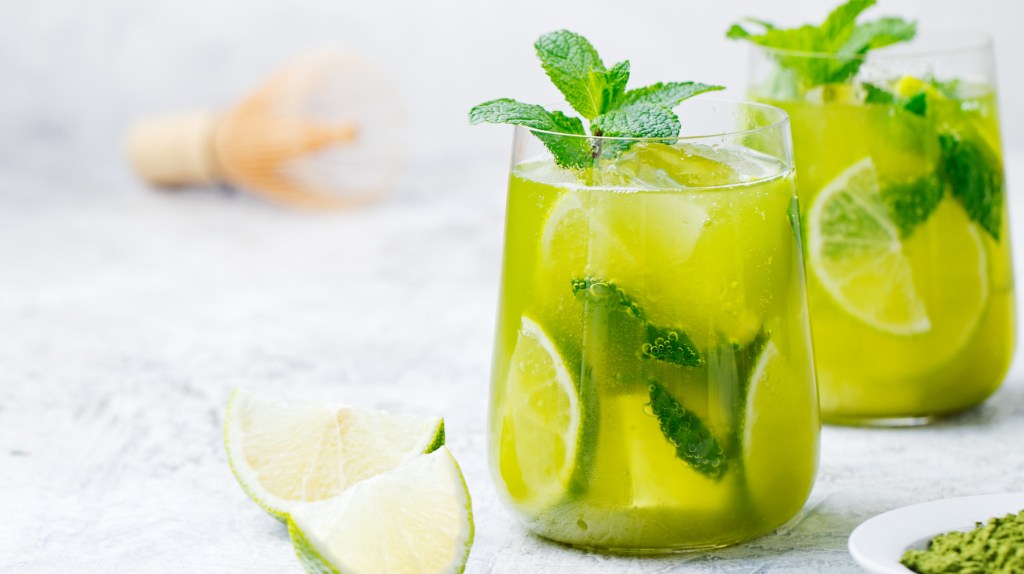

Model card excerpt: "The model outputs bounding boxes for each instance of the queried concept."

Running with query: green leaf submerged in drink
[648,381,727,478]
[862,83,927,117]
[469,30,722,168]
[880,173,945,239]
[939,132,1004,240]
[571,277,703,368]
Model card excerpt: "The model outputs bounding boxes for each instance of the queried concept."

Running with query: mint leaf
[727,19,848,88]
[469,98,585,133]
[469,99,592,168]
[727,0,916,88]
[726,24,752,41]
[602,60,631,111]
[826,16,917,80]
[862,82,896,104]
[572,278,703,367]
[534,30,607,119]
[712,330,771,511]
[821,0,875,42]
[648,381,726,478]
[939,132,1004,240]
[592,103,680,139]
[718,331,771,456]
[839,17,917,55]
[592,82,722,152]
[727,20,819,52]
[571,277,647,319]
[880,174,944,238]
[862,83,927,116]
[642,325,703,367]
[620,82,724,109]
[726,20,770,40]
[903,92,927,116]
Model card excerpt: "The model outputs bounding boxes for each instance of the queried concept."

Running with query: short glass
[743,31,1015,425]
[487,100,820,552]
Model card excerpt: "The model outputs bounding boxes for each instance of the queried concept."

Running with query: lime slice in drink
[289,447,473,574]
[804,82,863,104]
[224,389,445,519]
[894,75,944,101]
[807,157,931,335]
[537,180,766,349]
[742,339,817,520]
[535,143,797,350]
[899,197,989,368]
[496,315,584,512]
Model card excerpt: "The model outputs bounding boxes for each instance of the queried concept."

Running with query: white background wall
[1,0,1020,189]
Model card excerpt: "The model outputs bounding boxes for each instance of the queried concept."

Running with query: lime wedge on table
[224,389,445,519]
[289,447,473,574]
[807,158,931,335]
[497,316,585,512]
[742,340,817,519]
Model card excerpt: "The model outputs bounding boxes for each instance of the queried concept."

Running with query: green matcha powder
[901,510,1024,574]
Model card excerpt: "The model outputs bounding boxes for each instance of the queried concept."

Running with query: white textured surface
[3,1,1023,569]
[1,149,1023,573]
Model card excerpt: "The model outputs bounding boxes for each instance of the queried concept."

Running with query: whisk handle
[125,112,221,187]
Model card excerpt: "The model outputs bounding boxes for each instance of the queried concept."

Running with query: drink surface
[488,142,819,551]
[754,79,1015,421]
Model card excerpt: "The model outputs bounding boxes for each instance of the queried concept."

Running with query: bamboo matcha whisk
[126,52,404,208]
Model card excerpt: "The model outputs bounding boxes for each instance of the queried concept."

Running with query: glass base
[524,522,772,555]
[542,536,742,556]
[822,414,938,428]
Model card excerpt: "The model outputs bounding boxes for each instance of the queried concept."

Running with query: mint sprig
[727,0,916,89]
[468,100,593,169]
[534,29,617,120]
[470,30,723,169]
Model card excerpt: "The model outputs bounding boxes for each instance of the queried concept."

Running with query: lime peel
[224,389,445,520]
[498,315,585,512]
[288,447,474,574]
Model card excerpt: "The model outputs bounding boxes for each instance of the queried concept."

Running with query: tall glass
[487,100,819,552]
[744,32,1015,425]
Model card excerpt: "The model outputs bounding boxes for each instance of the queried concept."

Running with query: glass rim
[751,27,992,62]
[518,97,790,143]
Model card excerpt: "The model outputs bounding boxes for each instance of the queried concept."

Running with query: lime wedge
[742,340,817,520]
[289,447,473,574]
[807,157,931,335]
[497,316,584,512]
[224,389,444,519]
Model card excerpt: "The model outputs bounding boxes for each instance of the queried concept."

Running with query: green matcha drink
[472,31,819,552]
[730,0,1014,424]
